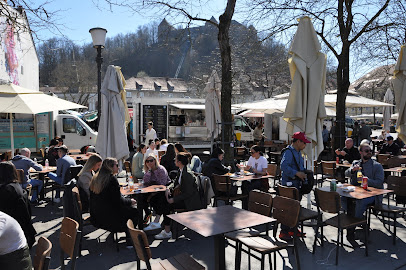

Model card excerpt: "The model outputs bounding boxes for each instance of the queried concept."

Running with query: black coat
[0,182,36,248]
[160,154,177,173]
[89,175,135,232]
[380,142,401,156]
[172,167,202,211]
[338,146,361,163]
[202,158,230,178]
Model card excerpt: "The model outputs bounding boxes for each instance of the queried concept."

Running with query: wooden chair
[224,190,273,268]
[387,157,406,169]
[276,184,318,239]
[320,161,337,187]
[59,217,81,270]
[377,154,391,168]
[235,147,247,162]
[368,176,406,245]
[72,187,93,255]
[127,220,205,270]
[16,168,38,200]
[313,188,368,265]
[266,164,278,193]
[33,236,52,270]
[236,196,301,270]
[212,174,248,206]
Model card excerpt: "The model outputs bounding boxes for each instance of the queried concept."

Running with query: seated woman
[0,162,36,248]
[239,145,268,209]
[202,148,236,196]
[77,154,102,211]
[89,158,137,245]
[132,144,147,179]
[159,144,177,175]
[142,154,171,231]
[152,152,202,240]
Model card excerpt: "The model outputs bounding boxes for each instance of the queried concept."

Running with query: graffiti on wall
[0,17,20,85]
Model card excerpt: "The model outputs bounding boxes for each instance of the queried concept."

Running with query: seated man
[345,143,384,238]
[379,136,400,156]
[47,145,76,203]
[335,138,361,163]
[11,148,43,203]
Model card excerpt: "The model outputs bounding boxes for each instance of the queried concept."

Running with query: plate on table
[342,186,355,192]
[244,172,255,176]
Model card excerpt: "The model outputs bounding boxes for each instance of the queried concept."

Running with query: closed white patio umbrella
[383,88,394,132]
[95,65,129,161]
[283,16,327,158]
[393,45,406,141]
[205,70,222,140]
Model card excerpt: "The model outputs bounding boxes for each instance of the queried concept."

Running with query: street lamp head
[89,27,107,48]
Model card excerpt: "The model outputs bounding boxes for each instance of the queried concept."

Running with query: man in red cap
[279,131,311,240]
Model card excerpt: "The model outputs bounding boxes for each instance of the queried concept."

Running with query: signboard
[0,119,36,149]
[36,112,51,149]
[143,105,167,140]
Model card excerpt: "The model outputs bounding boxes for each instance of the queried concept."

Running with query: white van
[55,114,98,150]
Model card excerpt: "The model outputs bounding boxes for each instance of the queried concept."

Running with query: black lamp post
[89,27,107,130]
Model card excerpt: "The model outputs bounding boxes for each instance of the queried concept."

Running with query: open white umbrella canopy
[383,88,394,131]
[233,98,287,115]
[0,83,86,156]
[0,83,86,114]
[95,65,129,161]
[283,16,327,158]
[204,70,222,138]
[324,94,394,108]
[393,45,406,141]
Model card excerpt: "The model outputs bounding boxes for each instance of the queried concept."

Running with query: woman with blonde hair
[89,158,138,245]
[142,154,171,232]
[77,153,102,199]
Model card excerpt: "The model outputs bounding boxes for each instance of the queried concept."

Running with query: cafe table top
[384,167,406,173]
[29,166,57,173]
[120,184,166,196]
[319,184,393,200]
[168,205,275,238]
[68,149,81,154]
[229,173,270,181]
[336,163,352,168]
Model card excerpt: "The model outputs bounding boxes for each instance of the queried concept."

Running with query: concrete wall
[0,6,39,90]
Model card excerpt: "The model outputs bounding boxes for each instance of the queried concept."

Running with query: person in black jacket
[0,162,36,248]
[380,136,401,156]
[335,138,361,163]
[89,158,138,245]
[202,147,230,178]
[159,143,177,175]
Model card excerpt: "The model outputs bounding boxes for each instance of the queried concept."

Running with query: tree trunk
[335,46,350,150]
[218,0,236,163]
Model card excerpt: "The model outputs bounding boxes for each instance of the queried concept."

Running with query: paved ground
[28,177,406,270]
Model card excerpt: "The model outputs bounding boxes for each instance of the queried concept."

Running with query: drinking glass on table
[138,179,144,187]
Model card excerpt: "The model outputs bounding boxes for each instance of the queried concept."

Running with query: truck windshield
[63,118,86,136]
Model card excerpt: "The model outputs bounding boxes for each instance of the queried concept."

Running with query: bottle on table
[336,157,339,164]
[330,179,337,191]
[357,171,363,185]
[33,158,37,163]
[45,159,49,169]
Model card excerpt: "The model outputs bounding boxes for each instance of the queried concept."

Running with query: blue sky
[36,0,229,45]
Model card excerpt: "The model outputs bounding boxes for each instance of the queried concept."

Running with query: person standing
[144,121,157,144]
[279,132,310,240]
[352,121,360,146]
[322,125,329,150]
[47,145,76,203]
[359,121,372,142]
[11,148,43,203]
[253,123,265,145]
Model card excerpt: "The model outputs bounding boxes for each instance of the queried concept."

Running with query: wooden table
[121,184,167,229]
[319,184,393,200]
[384,167,406,176]
[230,173,270,182]
[336,163,352,168]
[29,166,57,200]
[68,149,81,154]
[168,205,275,270]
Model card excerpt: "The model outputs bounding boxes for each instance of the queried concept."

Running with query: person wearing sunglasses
[142,154,171,233]
[345,142,384,239]
[89,158,138,247]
